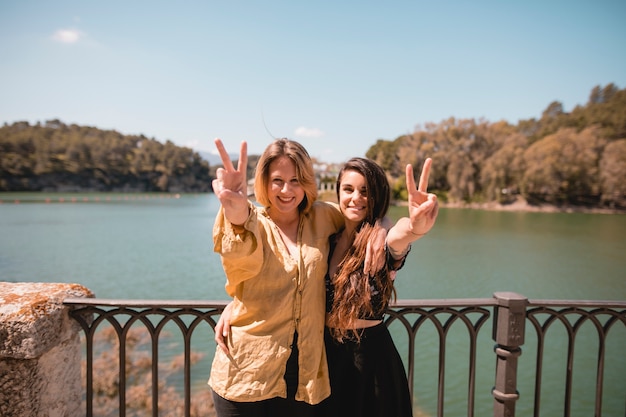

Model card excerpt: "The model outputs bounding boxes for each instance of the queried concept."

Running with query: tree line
[0,119,211,192]
[366,83,626,210]
[2,84,625,209]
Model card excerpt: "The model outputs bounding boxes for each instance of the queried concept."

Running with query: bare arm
[387,159,439,258]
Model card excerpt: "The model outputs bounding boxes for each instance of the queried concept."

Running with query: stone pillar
[0,282,94,417]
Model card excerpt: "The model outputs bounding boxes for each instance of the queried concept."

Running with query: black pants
[212,333,316,417]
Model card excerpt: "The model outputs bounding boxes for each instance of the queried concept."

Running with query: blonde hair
[254,138,318,214]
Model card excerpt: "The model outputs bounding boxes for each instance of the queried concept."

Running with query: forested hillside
[2,84,625,209]
[0,120,211,192]
[367,84,626,210]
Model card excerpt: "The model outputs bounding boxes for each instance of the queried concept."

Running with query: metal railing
[64,293,626,417]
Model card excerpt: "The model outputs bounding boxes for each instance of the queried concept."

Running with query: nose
[352,191,364,201]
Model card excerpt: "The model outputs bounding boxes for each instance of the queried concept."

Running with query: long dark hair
[327,157,396,341]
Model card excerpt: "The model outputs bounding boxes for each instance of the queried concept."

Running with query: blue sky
[1,1,625,163]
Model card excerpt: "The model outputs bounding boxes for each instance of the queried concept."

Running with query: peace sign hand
[405,158,439,237]
[212,139,250,225]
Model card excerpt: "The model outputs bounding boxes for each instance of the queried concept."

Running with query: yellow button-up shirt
[209,201,343,405]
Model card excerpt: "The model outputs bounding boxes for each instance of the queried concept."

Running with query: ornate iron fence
[64,293,626,417]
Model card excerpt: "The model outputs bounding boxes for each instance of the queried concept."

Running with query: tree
[522,127,606,205]
[599,139,626,208]
[446,150,476,202]
[480,133,527,202]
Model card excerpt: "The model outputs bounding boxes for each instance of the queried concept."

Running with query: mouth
[278,196,295,204]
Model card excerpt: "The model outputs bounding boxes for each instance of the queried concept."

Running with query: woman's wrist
[388,242,411,260]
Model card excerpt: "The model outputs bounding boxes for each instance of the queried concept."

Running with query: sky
[1,1,625,164]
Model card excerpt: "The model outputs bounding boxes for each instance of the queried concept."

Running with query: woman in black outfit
[319,157,438,417]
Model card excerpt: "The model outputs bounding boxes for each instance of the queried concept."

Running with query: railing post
[0,282,94,417]
[492,292,527,417]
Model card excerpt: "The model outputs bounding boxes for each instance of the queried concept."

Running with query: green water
[391,206,626,301]
[1,193,624,416]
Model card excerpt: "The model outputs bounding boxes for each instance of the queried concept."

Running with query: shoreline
[394,197,626,215]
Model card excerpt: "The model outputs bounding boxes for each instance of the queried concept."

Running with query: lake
[2,192,624,301]
[1,192,625,416]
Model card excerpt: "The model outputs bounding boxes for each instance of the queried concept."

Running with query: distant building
[318,179,336,193]
[314,162,340,194]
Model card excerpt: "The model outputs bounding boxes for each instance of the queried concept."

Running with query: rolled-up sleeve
[213,203,263,296]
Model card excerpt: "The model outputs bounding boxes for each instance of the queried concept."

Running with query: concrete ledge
[0,282,93,359]
[0,282,94,417]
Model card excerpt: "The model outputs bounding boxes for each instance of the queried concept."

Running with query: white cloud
[294,126,325,138]
[52,29,83,44]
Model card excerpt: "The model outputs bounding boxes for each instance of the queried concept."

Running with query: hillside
[0,120,211,192]
[366,83,626,210]
[2,84,625,211]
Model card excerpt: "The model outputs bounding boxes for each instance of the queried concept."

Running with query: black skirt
[317,322,413,417]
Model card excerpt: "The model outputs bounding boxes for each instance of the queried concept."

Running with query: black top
[325,236,410,321]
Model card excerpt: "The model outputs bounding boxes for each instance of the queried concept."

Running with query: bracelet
[410,230,427,237]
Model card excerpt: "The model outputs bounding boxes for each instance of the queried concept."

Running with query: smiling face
[338,169,369,227]
[266,156,306,218]
[335,157,391,228]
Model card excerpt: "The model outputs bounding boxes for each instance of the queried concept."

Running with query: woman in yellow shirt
[210,138,385,416]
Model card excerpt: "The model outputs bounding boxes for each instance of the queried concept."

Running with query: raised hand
[405,159,438,237]
[212,139,250,225]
